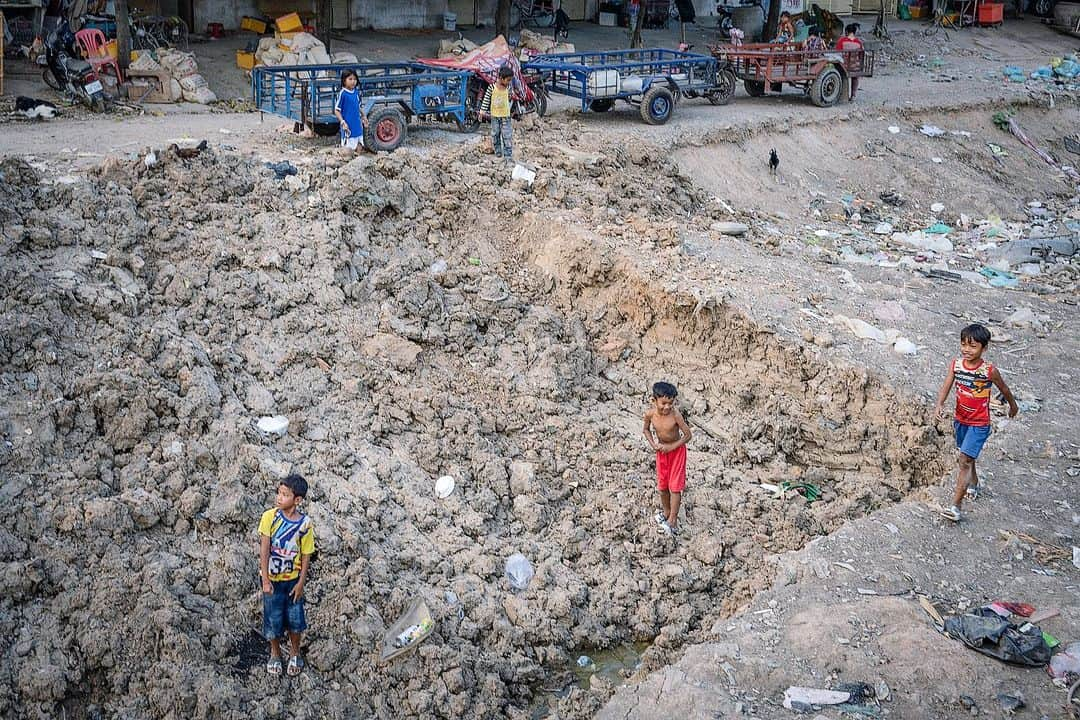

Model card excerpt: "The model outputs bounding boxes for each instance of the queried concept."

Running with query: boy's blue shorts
[262,578,307,639]
[954,421,991,459]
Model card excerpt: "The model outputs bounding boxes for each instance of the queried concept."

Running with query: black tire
[1032,0,1054,16]
[809,66,843,107]
[639,85,675,125]
[43,67,61,90]
[365,106,408,152]
[90,94,106,113]
[744,79,766,97]
[706,68,736,105]
[532,88,548,117]
[589,98,615,112]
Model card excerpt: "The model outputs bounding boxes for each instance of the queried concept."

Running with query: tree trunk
[496,0,512,38]
[115,0,130,72]
[317,0,333,52]
[628,1,645,47]
[763,0,780,42]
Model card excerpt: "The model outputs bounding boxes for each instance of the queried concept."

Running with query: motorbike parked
[41,20,106,112]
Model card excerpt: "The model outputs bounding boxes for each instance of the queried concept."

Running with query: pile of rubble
[0,130,946,719]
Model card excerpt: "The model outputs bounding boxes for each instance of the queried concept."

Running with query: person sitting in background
[775,11,796,42]
[804,26,826,53]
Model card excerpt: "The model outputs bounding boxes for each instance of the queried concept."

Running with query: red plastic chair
[74,28,123,82]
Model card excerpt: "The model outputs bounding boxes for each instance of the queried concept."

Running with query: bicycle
[511,0,556,29]
[923,7,959,37]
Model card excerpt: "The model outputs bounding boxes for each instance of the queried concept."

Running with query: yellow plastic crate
[236,50,256,69]
[241,16,267,33]
[275,12,303,33]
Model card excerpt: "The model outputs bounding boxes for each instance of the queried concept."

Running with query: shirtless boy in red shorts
[643,382,693,536]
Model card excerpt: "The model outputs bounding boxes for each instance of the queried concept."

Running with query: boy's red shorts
[656,445,687,493]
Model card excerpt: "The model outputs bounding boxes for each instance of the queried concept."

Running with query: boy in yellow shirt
[259,474,315,676]
[478,65,515,161]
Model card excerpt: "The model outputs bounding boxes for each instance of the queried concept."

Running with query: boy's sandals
[266,656,283,676]
[654,510,666,526]
[965,486,980,500]
[287,655,305,677]
[940,507,961,522]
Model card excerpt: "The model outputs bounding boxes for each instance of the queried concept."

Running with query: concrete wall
[351,0,445,28]
[192,0,722,33]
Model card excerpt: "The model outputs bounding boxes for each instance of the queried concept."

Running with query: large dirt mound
[0,138,945,719]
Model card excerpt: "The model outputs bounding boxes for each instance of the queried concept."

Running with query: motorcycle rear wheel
[43,67,61,90]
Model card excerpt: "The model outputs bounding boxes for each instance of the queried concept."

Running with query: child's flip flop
[266,656,283,676]
[287,655,304,677]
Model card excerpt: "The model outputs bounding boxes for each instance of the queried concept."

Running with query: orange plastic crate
[977,2,1003,24]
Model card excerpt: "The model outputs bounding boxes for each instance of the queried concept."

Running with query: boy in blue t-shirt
[334,69,367,152]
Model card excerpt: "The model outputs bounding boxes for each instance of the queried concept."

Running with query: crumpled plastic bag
[943,607,1051,667]
[505,553,534,591]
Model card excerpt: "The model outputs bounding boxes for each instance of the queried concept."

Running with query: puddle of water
[526,642,652,719]
[570,641,651,689]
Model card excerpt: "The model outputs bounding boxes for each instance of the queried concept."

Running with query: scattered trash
[997,690,1025,714]
[995,112,1080,183]
[511,163,536,185]
[941,606,1052,666]
[783,686,850,710]
[256,415,289,437]
[143,151,158,168]
[893,231,953,253]
[1065,135,1080,156]
[1073,545,1080,570]
[266,161,298,180]
[879,190,904,206]
[925,222,952,235]
[1050,642,1080,678]
[987,142,1009,159]
[999,530,1071,565]
[779,481,822,502]
[887,126,900,134]
[986,602,1034,618]
[875,681,891,702]
[577,655,594,668]
[505,553,534,591]
[931,156,943,164]
[979,266,1019,289]
[1028,607,1060,624]
[930,202,945,213]
[919,124,946,137]
[835,315,887,343]
[380,598,435,663]
[873,222,893,235]
[893,338,918,356]
[435,475,456,498]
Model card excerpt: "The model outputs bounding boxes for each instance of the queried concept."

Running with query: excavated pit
[0,140,946,720]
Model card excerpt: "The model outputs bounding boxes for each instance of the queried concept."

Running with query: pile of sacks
[517,28,574,59]
[434,30,574,62]
[255,31,359,67]
[128,49,217,104]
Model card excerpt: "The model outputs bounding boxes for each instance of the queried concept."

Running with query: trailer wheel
[810,66,843,107]
[589,99,614,112]
[366,107,408,152]
[744,79,766,97]
[639,85,675,125]
[707,69,736,105]
[534,89,548,117]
